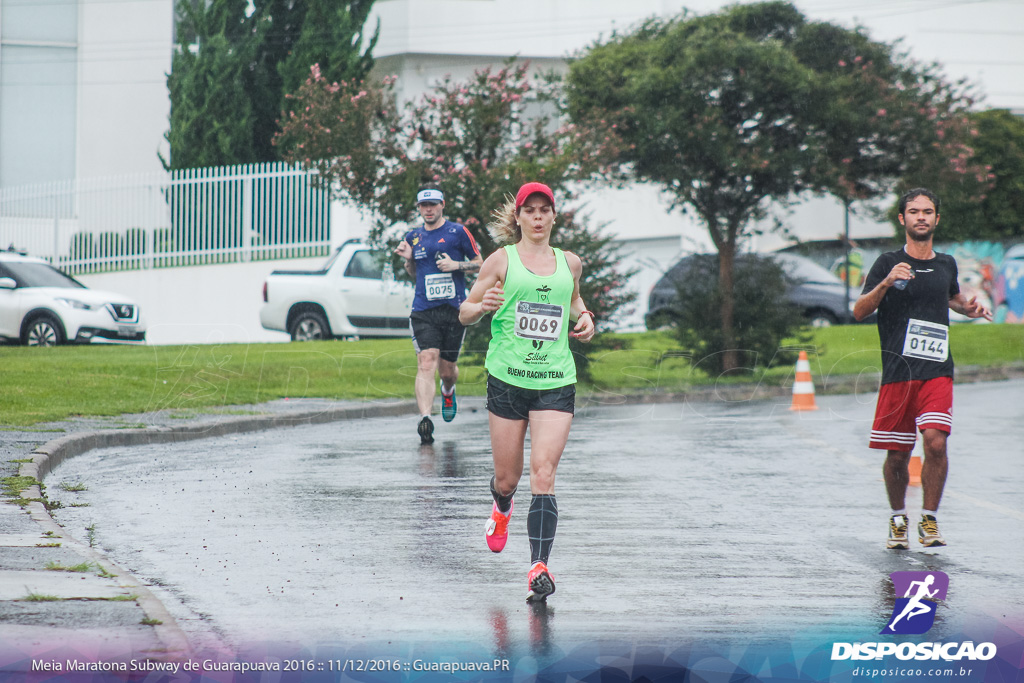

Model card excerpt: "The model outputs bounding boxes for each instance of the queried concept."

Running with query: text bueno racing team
[395,186,483,444]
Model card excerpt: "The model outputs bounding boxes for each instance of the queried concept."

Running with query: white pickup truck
[260,240,414,341]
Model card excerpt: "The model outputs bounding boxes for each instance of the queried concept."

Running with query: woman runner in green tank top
[460,182,595,603]
[484,243,577,388]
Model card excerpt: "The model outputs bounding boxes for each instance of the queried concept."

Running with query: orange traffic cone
[790,350,818,411]
[909,439,922,486]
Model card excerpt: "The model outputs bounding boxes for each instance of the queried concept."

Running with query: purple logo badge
[881,571,949,635]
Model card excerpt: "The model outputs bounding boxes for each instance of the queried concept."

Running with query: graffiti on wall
[949,241,1024,324]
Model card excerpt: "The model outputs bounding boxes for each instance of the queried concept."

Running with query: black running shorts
[486,374,575,420]
[410,305,466,363]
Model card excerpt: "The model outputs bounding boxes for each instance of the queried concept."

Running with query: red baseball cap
[515,182,555,212]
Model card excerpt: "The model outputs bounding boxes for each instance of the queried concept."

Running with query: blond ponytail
[487,194,520,246]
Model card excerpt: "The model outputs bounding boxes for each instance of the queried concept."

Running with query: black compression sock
[528,494,558,565]
[490,476,515,514]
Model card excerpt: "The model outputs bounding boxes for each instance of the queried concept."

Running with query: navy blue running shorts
[486,374,575,420]
[410,305,466,363]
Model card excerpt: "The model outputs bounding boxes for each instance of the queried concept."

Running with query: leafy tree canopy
[566,1,985,370]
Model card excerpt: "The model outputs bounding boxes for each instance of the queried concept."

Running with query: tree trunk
[718,238,737,373]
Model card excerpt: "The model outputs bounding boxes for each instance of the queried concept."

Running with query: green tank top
[485,245,577,389]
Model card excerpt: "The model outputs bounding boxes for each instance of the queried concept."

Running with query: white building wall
[0,0,78,187]
[76,0,173,180]
[373,53,567,111]
[369,0,690,61]
[0,0,172,188]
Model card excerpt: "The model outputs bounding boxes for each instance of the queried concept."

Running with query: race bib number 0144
[424,273,456,301]
[902,318,948,362]
[514,301,563,342]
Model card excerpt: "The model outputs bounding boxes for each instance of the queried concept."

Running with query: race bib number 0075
[902,318,948,362]
[424,273,456,301]
[514,301,563,342]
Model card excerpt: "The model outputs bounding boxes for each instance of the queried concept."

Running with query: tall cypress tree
[166,0,378,168]
[246,0,307,165]
[165,0,255,169]
[277,0,377,95]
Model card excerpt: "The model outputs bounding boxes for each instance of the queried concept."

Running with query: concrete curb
[13,398,419,661]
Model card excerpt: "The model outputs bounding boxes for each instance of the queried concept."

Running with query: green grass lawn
[1,324,1021,426]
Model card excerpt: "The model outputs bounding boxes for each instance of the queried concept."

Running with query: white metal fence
[0,162,332,275]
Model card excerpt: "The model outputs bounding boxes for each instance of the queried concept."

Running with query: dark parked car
[645,251,872,329]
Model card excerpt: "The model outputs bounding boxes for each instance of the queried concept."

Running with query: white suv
[0,251,146,346]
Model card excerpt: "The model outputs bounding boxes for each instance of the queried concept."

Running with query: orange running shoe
[485,501,512,553]
[526,561,555,603]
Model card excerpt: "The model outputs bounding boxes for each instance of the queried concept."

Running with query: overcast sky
[793,0,1024,111]
[370,0,1024,112]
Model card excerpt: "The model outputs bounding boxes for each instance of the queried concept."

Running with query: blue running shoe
[441,385,457,422]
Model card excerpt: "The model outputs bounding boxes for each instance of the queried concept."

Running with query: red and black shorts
[869,376,953,451]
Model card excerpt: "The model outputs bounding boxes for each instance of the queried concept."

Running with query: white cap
[416,189,444,204]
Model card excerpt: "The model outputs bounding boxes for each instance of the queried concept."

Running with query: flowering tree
[928,109,1024,241]
[791,20,990,304]
[277,62,619,248]
[275,62,633,374]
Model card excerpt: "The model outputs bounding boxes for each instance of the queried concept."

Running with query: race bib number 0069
[902,318,948,362]
[514,301,563,342]
[424,273,456,301]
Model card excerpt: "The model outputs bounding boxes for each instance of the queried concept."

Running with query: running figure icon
[886,575,938,631]
[882,570,949,635]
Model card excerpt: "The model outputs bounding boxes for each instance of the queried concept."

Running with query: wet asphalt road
[47,380,1024,662]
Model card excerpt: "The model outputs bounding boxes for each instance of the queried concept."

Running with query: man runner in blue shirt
[395,186,483,444]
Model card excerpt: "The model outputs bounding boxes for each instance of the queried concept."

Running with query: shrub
[661,253,807,376]
[97,232,124,259]
[69,233,94,262]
